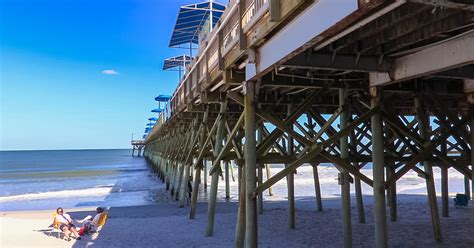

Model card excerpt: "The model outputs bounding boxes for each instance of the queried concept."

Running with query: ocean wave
[0,187,113,202]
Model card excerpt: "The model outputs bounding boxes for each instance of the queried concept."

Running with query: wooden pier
[143,0,474,247]
[131,140,145,157]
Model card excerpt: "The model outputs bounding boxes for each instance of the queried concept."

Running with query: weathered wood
[235,161,245,248]
[339,88,352,248]
[257,126,264,214]
[371,86,387,248]
[471,113,474,200]
[244,82,258,248]
[286,104,296,229]
[415,96,442,243]
[351,122,365,224]
[203,160,208,191]
[206,103,227,237]
[265,164,273,196]
[190,112,209,219]
[311,163,323,211]
[441,165,449,217]
[209,112,245,173]
[225,161,230,199]
[253,106,379,197]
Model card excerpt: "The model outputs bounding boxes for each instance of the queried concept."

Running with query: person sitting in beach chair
[53,207,81,241]
[77,207,108,234]
[454,193,469,207]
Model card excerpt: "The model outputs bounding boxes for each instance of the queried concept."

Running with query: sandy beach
[1,165,473,248]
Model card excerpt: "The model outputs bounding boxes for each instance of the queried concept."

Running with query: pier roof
[163,55,192,71]
[154,95,171,102]
[169,1,225,48]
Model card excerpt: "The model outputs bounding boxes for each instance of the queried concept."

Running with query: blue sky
[0,0,227,150]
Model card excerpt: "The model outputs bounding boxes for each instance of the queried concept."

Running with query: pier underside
[144,0,473,247]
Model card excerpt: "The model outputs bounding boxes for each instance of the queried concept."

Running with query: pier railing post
[370,86,387,248]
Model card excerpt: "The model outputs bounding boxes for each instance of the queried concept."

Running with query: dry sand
[1,165,473,247]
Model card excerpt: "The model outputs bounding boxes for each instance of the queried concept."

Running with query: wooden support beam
[408,0,474,11]
[311,163,323,211]
[225,161,230,199]
[283,53,391,72]
[190,111,209,219]
[235,161,245,248]
[265,164,273,196]
[206,102,227,237]
[339,88,352,248]
[228,85,329,157]
[244,82,258,248]
[252,106,379,197]
[381,107,473,180]
[370,86,387,248]
[350,114,366,224]
[370,32,474,86]
[441,165,449,217]
[321,152,373,187]
[209,112,245,173]
[471,106,474,200]
[257,128,264,215]
[286,104,296,229]
[415,96,442,243]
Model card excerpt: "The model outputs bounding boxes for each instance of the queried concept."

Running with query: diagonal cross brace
[383,109,473,188]
[251,106,380,199]
[209,112,245,174]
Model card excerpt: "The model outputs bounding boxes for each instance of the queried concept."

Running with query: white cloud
[101,69,119,75]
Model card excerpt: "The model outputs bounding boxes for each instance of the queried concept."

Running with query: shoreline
[1,194,473,248]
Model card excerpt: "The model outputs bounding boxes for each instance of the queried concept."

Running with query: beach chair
[96,212,108,229]
[89,212,109,233]
[47,213,63,239]
[454,194,469,207]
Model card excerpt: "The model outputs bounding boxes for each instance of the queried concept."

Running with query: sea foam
[0,187,113,202]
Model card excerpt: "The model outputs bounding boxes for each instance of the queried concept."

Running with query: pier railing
[147,0,307,142]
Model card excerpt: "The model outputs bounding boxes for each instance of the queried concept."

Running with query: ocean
[0,149,164,211]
